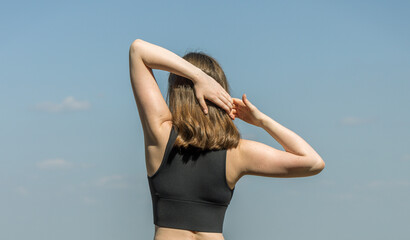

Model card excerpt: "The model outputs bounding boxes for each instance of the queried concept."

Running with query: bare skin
[146,96,325,240]
[153,224,225,240]
[130,39,325,240]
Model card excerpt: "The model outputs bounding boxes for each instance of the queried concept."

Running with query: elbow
[130,38,145,51]
[310,159,325,175]
[317,159,325,170]
[317,161,325,174]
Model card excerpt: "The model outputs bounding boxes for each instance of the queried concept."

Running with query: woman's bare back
[154,225,225,240]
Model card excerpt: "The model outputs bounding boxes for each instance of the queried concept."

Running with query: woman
[129,39,325,240]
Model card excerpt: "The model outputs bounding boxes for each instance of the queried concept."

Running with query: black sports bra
[147,125,235,233]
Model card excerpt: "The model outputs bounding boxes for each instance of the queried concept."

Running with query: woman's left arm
[129,39,234,143]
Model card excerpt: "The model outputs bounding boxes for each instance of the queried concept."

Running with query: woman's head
[167,51,241,150]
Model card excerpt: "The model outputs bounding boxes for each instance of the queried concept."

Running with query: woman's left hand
[193,72,234,119]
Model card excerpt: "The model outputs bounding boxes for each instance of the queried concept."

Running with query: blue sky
[1,0,410,239]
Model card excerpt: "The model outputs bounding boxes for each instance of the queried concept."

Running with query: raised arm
[129,38,234,144]
[232,94,325,178]
[130,39,234,116]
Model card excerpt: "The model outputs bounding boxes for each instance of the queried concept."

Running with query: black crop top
[147,125,235,233]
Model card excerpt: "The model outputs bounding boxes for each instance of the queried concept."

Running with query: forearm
[130,39,202,83]
[260,115,323,161]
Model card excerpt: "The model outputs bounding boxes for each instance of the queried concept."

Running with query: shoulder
[227,138,271,178]
[227,138,248,163]
[226,138,247,186]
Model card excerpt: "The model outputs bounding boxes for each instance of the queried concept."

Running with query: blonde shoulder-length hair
[166,51,241,150]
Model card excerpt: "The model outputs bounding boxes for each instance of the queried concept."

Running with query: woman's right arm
[232,94,325,178]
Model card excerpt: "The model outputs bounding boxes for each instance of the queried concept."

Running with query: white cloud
[95,175,129,189]
[36,158,73,169]
[33,96,91,113]
[15,186,29,196]
[401,154,410,162]
[340,116,370,126]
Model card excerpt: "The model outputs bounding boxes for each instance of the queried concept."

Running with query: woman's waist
[154,225,225,240]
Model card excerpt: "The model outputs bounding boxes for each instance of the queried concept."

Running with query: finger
[229,108,236,120]
[217,90,232,108]
[242,94,254,108]
[219,92,233,109]
[232,98,241,105]
[212,97,231,114]
[222,90,233,105]
[233,98,246,107]
[198,96,208,114]
[232,97,242,104]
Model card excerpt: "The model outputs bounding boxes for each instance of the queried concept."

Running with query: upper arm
[237,139,325,178]
[129,40,172,144]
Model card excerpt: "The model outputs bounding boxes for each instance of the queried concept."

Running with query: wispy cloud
[95,175,129,189]
[401,154,410,162]
[36,158,94,170]
[340,116,371,126]
[36,158,73,169]
[15,186,29,197]
[33,96,91,113]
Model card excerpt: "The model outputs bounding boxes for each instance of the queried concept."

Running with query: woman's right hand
[231,94,267,127]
